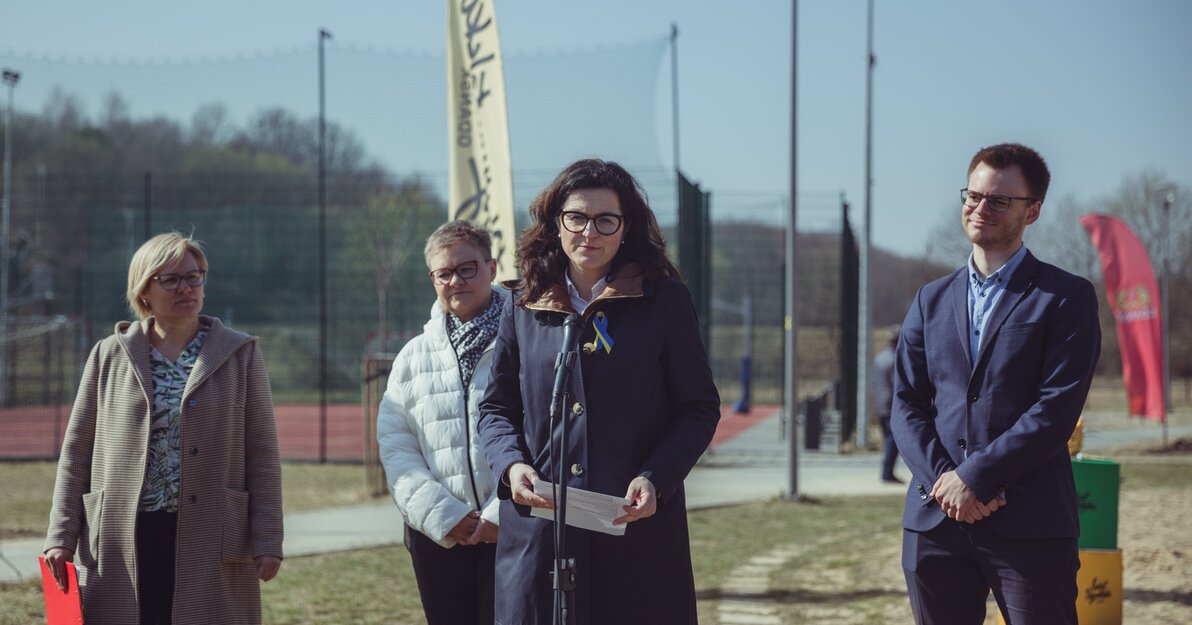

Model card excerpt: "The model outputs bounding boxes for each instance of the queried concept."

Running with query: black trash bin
[803,395,824,451]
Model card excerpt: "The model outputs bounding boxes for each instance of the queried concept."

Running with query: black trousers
[903,520,1079,625]
[404,525,496,625]
[135,510,178,625]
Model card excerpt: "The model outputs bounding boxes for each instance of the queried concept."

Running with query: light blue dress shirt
[967,245,1028,364]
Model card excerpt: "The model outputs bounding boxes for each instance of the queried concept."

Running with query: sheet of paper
[531,479,630,536]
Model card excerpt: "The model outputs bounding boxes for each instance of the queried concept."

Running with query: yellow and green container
[997,457,1124,624]
[1076,548,1123,625]
[997,549,1123,625]
[1071,457,1120,550]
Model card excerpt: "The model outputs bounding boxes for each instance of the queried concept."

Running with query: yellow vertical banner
[447,0,517,281]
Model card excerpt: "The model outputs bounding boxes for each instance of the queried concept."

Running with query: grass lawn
[0,461,380,540]
[0,461,387,625]
[3,433,1189,624]
[4,496,896,625]
[692,496,907,624]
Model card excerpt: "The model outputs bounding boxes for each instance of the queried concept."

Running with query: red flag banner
[1079,214,1165,421]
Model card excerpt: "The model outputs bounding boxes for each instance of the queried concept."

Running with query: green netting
[0,39,868,459]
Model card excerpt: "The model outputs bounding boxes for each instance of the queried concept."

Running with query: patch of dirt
[1146,437,1192,454]
[1117,478,1192,624]
[747,457,1192,625]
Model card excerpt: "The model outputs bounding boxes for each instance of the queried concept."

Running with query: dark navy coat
[478,270,720,625]
[892,251,1101,538]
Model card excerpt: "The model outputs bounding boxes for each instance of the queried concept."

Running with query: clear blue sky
[2,0,1189,257]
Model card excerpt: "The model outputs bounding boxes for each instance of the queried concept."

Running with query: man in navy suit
[892,143,1101,625]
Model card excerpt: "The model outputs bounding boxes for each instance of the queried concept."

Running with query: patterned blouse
[139,324,208,512]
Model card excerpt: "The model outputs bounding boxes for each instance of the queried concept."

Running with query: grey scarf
[446,291,504,387]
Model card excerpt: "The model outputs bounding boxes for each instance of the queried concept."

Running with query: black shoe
[882,476,904,484]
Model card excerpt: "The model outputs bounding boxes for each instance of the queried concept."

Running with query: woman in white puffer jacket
[377,220,505,625]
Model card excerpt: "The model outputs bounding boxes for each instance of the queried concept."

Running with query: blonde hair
[126,232,209,320]
[423,220,493,268]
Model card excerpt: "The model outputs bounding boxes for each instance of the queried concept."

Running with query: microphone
[549,313,584,420]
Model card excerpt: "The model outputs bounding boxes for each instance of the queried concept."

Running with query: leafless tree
[1026,193,1099,278]
[190,103,233,146]
[923,203,969,268]
[341,178,444,353]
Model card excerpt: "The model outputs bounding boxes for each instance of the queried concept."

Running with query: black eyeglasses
[960,189,1036,213]
[428,259,489,285]
[152,270,206,291]
[560,211,624,236]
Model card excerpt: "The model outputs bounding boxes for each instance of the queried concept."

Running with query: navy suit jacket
[891,251,1100,539]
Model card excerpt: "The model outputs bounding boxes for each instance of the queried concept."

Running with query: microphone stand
[550,313,582,625]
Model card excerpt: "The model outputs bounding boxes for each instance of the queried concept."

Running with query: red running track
[1,403,779,462]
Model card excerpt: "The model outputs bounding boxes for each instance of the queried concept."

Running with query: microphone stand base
[551,557,578,625]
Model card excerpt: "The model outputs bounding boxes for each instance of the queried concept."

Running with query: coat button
[571,402,584,416]
[957,438,967,449]
[571,463,584,477]
[968,394,979,403]
[190,495,198,504]
[190,446,199,456]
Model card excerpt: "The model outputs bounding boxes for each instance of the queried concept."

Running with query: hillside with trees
[0,90,445,399]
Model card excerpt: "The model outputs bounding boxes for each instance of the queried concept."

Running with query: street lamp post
[856,0,876,449]
[317,30,331,463]
[1,68,21,407]
[1161,191,1174,444]
[785,1,800,500]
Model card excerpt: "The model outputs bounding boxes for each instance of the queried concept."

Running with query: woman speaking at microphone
[478,159,720,624]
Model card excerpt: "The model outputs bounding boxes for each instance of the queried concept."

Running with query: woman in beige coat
[43,232,284,625]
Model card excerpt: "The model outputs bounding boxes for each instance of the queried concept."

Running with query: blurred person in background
[873,327,902,483]
[44,232,283,625]
[478,159,720,624]
[377,220,505,624]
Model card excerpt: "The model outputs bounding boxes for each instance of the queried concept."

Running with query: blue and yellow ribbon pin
[585,311,615,354]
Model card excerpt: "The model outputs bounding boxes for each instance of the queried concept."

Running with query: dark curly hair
[515,159,679,306]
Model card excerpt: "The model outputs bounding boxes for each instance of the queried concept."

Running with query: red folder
[38,556,84,624]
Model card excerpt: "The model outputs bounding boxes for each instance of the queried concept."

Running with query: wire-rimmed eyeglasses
[960,188,1036,213]
[152,270,207,291]
[560,211,624,236]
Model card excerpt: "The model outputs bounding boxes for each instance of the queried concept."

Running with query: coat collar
[525,264,646,315]
[115,315,255,401]
[950,267,972,368]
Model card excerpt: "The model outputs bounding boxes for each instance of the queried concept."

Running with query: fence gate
[361,354,395,497]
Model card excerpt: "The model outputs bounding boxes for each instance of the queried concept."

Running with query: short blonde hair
[423,220,493,268]
[127,232,209,320]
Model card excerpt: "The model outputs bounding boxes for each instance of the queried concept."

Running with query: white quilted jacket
[377,292,503,547]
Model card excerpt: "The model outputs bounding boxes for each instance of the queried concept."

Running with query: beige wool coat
[44,316,284,625]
